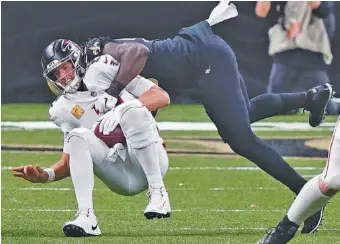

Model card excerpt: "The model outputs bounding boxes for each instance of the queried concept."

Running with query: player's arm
[132,85,170,112]
[50,153,70,181]
[126,76,170,112]
[12,153,70,183]
[255,1,271,18]
[137,84,170,112]
[102,42,150,97]
[13,102,74,183]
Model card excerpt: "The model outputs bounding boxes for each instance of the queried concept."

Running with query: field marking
[2,208,339,232]
[1,186,285,191]
[1,121,336,131]
[0,208,287,213]
[2,166,323,171]
[179,227,340,232]
[168,166,322,171]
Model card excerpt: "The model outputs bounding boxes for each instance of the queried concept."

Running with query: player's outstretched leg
[256,175,338,244]
[256,118,340,243]
[241,79,333,233]
[248,83,334,127]
[62,128,103,237]
[118,100,171,220]
[198,40,307,195]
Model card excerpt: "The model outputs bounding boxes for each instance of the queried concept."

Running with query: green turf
[2,152,339,244]
[2,104,339,243]
[2,103,339,122]
[1,130,333,147]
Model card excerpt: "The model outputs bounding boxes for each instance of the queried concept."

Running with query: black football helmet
[41,39,86,96]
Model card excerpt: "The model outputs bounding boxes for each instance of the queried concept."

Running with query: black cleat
[144,211,171,220]
[255,216,298,244]
[301,203,327,234]
[304,83,333,127]
[63,224,98,237]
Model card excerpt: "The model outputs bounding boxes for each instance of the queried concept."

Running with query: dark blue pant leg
[238,72,307,123]
[198,37,306,194]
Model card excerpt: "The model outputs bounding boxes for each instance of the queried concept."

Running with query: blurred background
[2,3,340,243]
[2,1,340,114]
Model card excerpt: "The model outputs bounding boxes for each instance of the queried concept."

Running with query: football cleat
[301,203,327,234]
[304,83,333,127]
[255,216,298,244]
[144,185,171,220]
[63,209,101,237]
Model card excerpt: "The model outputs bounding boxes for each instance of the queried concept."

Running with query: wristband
[105,81,125,98]
[43,168,55,183]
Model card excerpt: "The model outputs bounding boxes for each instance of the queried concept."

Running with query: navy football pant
[197,31,307,194]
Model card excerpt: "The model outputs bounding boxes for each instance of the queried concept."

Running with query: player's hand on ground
[94,92,118,114]
[12,165,48,183]
[98,109,119,135]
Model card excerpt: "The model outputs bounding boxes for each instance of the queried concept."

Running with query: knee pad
[323,174,340,192]
[118,100,159,149]
[67,127,93,146]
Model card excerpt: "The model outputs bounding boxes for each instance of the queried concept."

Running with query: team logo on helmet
[88,41,101,56]
[61,39,73,52]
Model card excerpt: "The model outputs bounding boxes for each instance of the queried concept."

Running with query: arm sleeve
[125,76,156,97]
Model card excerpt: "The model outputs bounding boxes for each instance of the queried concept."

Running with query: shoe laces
[146,186,166,203]
[75,208,93,218]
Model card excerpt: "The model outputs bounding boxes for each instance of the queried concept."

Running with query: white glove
[98,109,119,135]
[98,99,144,135]
[94,92,118,114]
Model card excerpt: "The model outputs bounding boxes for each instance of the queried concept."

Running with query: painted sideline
[1,121,336,131]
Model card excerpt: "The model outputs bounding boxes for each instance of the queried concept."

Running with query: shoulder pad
[84,55,120,92]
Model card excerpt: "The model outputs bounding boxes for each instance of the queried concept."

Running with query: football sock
[287,175,330,225]
[69,136,94,211]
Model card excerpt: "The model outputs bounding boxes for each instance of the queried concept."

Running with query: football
[93,123,126,147]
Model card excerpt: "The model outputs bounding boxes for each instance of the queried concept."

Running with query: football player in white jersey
[12,39,171,237]
[257,116,340,244]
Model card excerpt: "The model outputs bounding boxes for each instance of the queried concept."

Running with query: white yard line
[1,186,286,191]
[179,227,340,231]
[1,121,337,131]
[2,166,323,171]
[2,208,339,231]
[168,166,322,171]
[0,208,287,213]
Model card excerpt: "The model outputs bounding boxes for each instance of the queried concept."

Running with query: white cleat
[63,209,101,237]
[144,186,171,220]
[207,1,238,26]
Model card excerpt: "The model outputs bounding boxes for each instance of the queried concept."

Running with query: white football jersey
[49,54,156,153]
